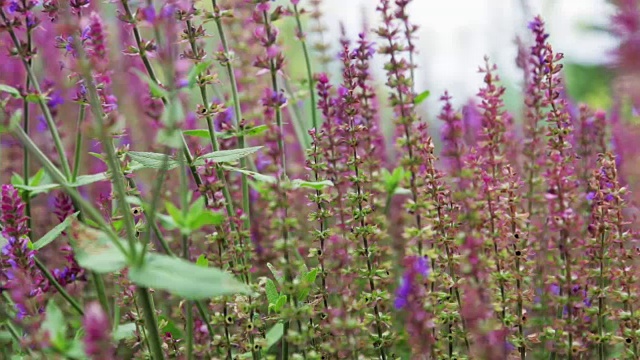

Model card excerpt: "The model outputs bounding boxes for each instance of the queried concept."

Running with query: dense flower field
[1,0,640,359]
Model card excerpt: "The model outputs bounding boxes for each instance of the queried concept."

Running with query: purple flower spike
[83,302,114,360]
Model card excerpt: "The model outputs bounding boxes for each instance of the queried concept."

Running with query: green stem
[185,299,194,360]
[34,258,84,315]
[92,271,111,318]
[597,230,606,360]
[136,287,164,360]
[4,321,23,350]
[72,106,86,182]
[293,3,318,132]
[281,77,311,150]
[133,290,155,359]
[22,27,32,240]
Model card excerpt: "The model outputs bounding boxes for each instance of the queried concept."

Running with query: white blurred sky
[314,0,617,110]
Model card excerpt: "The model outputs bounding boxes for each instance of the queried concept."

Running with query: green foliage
[128,253,251,300]
[414,90,431,105]
[31,212,79,250]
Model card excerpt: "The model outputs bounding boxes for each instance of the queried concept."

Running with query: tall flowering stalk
[339,43,391,359]
[539,21,582,357]
[522,17,549,245]
[474,58,511,324]
[455,150,508,360]
[376,0,425,258]
[427,95,470,355]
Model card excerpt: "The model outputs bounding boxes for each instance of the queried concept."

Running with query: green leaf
[128,253,251,300]
[157,128,183,148]
[6,109,22,133]
[290,179,334,190]
[161,100,184,127]
[30,168,46,186]
[265,279,279,306]
[196,254,209,268]
[182,129,211,138]
[265,322,284,351]
[159,315,183,339]
[0,331,12,343]
[75,244,128,274]
[11,173,23,186]
[125,196,143,206]
[195,146,263,165]
[297,268,318,302]
[128,151,179,170]
[266,263,284,285]
[236,321,283,359]
[0,84,20,98]
[186,61,212,88]
[32,212,79,250]
[25,93,48,103]
[414,90,431,105]
[113,322,136,342]
[165,202,184,227]
[274,295,287,313]
[64,339,87,359]
[224,166,277,184]
[13,171,110,194]
[382,166,406,194]
[42,300,66,350]
[242,124,269,137]
[188,211,224,231]
[0,233,7,248]
[12,182,58,193]
[186,196,205,221]
[394,187,412,195]
[157,213,178,230]
[69,221,129,274]
[183,125,269,140]
[305,268,319,284]
[134,69,168,98]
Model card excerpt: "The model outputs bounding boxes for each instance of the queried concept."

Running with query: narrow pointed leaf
[195,146,263,165]
[32,212,79,250]
[128,151,179,170]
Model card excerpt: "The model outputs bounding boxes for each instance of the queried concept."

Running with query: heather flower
[82,302,114,360]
